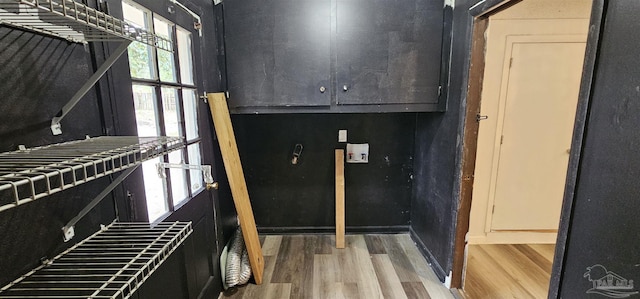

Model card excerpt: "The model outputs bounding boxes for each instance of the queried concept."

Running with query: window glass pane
[124,1,203,221]
[161,87,181,137]
[187,143,203,192]
[127,42,155,79]
[154,17,177,83]
[177,28,194,85]
[182,89,199,141]
[169,150,189,205]
[123,2,155,79]
[143,158,169,222]
[132,85,159,137]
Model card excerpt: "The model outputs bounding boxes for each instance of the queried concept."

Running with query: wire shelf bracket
[51,40,131,135]
[62,164,140,242]
[0,221,193,299]
[0,0,174,135]
[0,136,184,213]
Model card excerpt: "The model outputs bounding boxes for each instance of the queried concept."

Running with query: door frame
[450,0,605,296]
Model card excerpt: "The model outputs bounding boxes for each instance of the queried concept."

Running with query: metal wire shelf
[0,0,173,51]
[0,136,184,212]
[0,221,193,299]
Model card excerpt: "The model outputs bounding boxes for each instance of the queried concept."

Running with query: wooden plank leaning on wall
[207,92,264,285]
[336,149,345,249]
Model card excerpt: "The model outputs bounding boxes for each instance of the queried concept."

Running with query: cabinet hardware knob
[319,86,326,93]
[343,85,348,92]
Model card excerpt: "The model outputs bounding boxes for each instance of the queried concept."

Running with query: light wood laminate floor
[220,234,454,299]
[463,244,555,299]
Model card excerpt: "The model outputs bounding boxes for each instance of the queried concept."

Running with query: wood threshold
[463,244,554,298]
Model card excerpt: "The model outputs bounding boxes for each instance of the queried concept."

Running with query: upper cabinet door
[224,0,332,109]
[336,0,444,106]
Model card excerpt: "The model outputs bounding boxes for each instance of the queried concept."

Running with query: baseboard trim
[198,276,222,299]
[468,231,558,244]
[409,226,447,282]
[257,225,409,235]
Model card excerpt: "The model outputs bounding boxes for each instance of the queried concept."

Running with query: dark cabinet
[336,0,443,107]
[223,0,445,113]
[224,0,332,109]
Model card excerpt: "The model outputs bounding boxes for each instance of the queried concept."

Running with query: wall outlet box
[346,143,369,163]
[338,130,347,142]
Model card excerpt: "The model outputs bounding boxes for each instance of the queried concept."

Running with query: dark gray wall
[0,25,114,287]
[233,113,415,233]
[410,0,469,280]
[558,0,640,296]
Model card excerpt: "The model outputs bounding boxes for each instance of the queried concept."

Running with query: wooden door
[470,19,588,243]
[490,37,586,230]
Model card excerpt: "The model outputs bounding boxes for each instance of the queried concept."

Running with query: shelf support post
[51,40,132,135]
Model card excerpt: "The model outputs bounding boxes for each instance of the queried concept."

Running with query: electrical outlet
[338,130,347,142]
